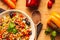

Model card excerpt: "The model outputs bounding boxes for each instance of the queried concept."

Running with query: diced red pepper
[0,34,2,38]
[13,13,16,17]
[20,22,25,28]
[0,32,2,39]
[26,34,30,37]
[19,14,24,18]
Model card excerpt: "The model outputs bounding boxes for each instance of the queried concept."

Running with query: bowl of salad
[0,10,35,40]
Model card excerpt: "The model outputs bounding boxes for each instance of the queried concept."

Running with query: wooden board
[0,0,60,40]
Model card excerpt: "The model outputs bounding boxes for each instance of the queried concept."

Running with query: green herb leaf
[45,27,52,35]
[9,22,15,29]
[7,22,15,33]
[7,28,13,32]
[12,28,18,34]
[51,31,56,37]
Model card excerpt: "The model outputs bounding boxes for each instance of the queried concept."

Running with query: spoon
[32,10,43,40]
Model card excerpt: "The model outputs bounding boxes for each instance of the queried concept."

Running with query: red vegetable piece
[13,13,16,17]
[20,22,25,28]
[0,34,2,38]
[48,1,53,9]
[19,14,24,18]
[26,34,30,37]
[6,37,10,40]
[50,0,55,3]
[26,0,39,8]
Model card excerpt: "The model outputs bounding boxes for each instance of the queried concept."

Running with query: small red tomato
[50,0,55,3]
[48,1,53,9]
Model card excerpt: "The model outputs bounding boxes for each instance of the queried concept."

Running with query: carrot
[11,0,17,4]
[51,12,60,20]
[3,0,15,9]
[50,16,60,28]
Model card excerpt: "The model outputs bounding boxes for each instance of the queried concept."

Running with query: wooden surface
[0,0,60,40]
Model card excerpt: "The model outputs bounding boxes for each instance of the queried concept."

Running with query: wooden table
[0,0,60,40]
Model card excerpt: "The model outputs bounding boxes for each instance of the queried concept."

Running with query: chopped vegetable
[9,22,15,29]
[0,35,2,38]
[45,27,52,35]
[7,28,13,32]
[7,22,15,33]
[12,28,18,34]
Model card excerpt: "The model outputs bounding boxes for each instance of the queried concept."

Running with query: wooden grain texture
[0,0,60,40]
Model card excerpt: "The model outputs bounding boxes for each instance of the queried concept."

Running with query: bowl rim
[0,10,36,40]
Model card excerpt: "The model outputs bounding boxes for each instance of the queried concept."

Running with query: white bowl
[0,10,36,40]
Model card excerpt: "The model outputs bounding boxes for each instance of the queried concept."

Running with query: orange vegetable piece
[11,0,17,4]
[51,12,60,20]
[3,0,15,9]
[19,14,24,18]
[9,34,14,40]
[50,16,60,28]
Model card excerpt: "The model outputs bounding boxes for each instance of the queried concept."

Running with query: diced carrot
[50,16,60,28]
[19,14,24,18]
[20,22,25,28]
[9,34,14,40]
[3,0,15,9]
[0,29,6,35]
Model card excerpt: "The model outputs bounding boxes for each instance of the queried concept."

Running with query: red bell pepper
[26,0,39,8]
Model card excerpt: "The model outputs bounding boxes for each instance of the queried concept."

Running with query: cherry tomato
[48,1,53,9]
